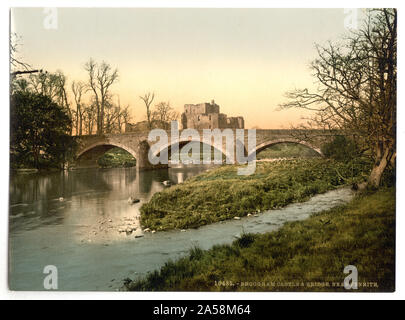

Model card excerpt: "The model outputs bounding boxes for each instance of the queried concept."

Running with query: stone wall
[181,100,244,130]
[74,129,330,170]
[125,120,169,132]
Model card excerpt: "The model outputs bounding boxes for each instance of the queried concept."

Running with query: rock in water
[128,197,140,204]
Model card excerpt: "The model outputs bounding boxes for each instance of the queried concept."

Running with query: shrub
[321,136,359,162]
[235,233,256,248]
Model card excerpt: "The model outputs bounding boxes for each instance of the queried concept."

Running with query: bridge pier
[74,129,329,171]
[73,144,115,169]
[136,140,168,171]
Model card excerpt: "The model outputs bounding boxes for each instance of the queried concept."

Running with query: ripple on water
[8,166,354,291]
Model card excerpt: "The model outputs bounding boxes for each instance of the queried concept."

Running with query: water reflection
[9,165,213,237]
[8,165,354,291]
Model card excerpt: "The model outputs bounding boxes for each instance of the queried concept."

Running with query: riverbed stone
[128,197,140,204]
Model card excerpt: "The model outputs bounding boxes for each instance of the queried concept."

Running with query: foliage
[257,143,320,159]
[280,9,397,187]
[97,147,136,168]
[126,188,395,292]
[321,136,359,162]
[10,90,75,169]
[140,159,371,231]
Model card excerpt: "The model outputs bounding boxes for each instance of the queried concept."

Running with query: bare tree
[99,95,132,134]
[29,72,61,101]
[53,71,73,135]
[84,58,119,135]
[139,92,155,129]
[10,33,41,79]
[119,105,131,133]
[103,97,119,134]
[279,9,396,188]
[71,81,87,136]
[151,101,179,129]
[115,96,131,133]
[83,102,97,135]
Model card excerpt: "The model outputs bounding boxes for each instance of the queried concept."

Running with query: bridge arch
[249,138,323,160]
[74,130,328,169]
[75,141,138,168]
[76,141,138,160]
[152,138,233,164]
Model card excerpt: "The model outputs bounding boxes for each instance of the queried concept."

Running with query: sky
[10,8,361,129]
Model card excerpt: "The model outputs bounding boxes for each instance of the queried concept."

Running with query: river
[8,165,354,291]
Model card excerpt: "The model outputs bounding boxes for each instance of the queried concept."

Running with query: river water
[8,165,354,291]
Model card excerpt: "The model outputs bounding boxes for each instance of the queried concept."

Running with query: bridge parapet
[74,129,331,170]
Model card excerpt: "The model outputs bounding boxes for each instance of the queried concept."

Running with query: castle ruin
[181,100,244,130]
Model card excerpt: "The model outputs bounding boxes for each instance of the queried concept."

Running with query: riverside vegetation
[256,143,320,159]
[127,187,395,292]
[140,158,371,231]
[97,147,137,168]
[130,136,395,292]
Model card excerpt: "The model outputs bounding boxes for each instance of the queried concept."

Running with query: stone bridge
[73,129,329,170]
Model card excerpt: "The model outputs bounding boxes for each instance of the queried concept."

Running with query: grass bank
[126,187,395,292]
[256,142,321,159]
[97,147,137,168]
[140,159,370,231]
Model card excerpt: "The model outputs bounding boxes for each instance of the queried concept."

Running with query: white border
[1,0,403,300]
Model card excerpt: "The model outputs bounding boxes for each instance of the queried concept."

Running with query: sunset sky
[10,8,362,129]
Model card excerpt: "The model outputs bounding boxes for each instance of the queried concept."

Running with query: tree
[151,101,179,129]
[119,105,131,133]
[28,70,73,135]
[71,80,87,135]
[115,96,131,133]
[29,71,60,101]
[99,95,132,134]
[83,102,98,135]
[84,58,118,135]
[279,9,396,188]
[10,90,74,169]
[103,97,120,134]
[10,33,41,79]
[139,92,155,129]
[321,135,359,162]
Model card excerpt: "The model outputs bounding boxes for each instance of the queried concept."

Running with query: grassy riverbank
[256,143,321,159]
[127,187,395,292]
[97,147,137,168]
[140,159,370,231]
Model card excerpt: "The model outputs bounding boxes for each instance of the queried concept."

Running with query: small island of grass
[140,159,371,231]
